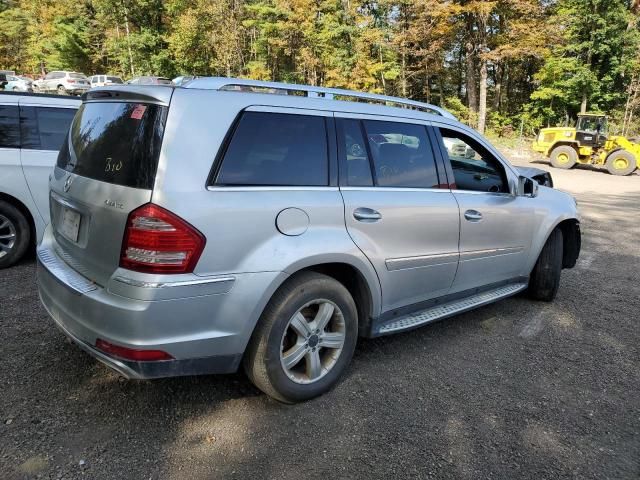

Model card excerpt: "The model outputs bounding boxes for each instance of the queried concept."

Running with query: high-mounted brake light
[120,203,205,274]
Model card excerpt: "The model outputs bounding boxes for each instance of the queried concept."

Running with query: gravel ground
[1,159,639,480]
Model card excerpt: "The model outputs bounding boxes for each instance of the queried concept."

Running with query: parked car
[37,78,581,403]
[2,74,33,92]
[33,71,91,95]
[125,76,173,85]
[172,75,196,86]
[0,92,80,268]
[89,75,124,88]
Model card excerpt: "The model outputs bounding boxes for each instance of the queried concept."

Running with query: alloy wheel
[280,300,346,384]
[0,214,17,259]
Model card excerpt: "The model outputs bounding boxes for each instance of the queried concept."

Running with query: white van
[89,75,124,88]
[0,92,80,267]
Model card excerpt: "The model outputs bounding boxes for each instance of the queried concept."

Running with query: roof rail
[184,77,457,120]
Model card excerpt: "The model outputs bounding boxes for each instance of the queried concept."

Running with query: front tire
[528,228,563,302]
[549,145,578,169]
[605,149,637,176]
[0,200,31,269]
[244,272,358,403]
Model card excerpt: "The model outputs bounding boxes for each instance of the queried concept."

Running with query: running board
[376,282,528,335]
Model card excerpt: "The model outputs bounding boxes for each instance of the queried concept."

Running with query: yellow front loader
[532,114,640,176]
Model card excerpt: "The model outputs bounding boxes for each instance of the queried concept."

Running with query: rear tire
[0,200,31,269]
[549,145,578,169]
[244,272,358,403]
[528,228,563,302]
[605,149,637,176]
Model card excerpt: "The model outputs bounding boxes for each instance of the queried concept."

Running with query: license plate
[59,207,81,242]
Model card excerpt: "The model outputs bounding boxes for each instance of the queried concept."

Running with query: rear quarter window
[20,106,76,151]
[0,105,20,148]
[214,112,329,186]
[57,102,167,189]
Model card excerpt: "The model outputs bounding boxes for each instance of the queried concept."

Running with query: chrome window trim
[340,186,450,193]
[245,105,333,117]
[451,189,516,197]
[206,186,339,192]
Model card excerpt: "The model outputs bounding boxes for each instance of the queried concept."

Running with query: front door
[433,125,534,293]
[336,115,460,312]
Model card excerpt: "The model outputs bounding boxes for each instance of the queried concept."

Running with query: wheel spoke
[305,349,322,380]
[290,312,312,338]
[282,343,308,370]
[0,243,10,252]
[0,233,15,240]
[0,219,9,230]
[319,331,345,349]
[314,302,334,331]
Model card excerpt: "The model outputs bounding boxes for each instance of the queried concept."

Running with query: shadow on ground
[1,190,638,480]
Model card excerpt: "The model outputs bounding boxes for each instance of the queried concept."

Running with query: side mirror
[518,176,539,198]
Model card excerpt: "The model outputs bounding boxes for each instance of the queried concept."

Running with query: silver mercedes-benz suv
[37,78,580,403]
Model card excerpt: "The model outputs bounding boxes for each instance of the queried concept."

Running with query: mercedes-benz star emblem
[63,175,74,193]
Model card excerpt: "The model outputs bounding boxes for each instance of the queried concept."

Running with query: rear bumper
[37,241,285,379]
[40,298,241,379]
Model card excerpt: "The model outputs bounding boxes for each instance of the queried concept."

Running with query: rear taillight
[120,203,205,274]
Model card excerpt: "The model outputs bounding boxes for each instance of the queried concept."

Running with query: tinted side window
[439,128,508,193]
[216,112,328,186]
[339,119,373,186]
[363,120,438,188]
[0,105,20,148]
[20,107,76,151]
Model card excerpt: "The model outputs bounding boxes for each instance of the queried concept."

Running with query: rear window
[57,102,167,189]
[69,73,86,79]
[107,76,123,84]
[214,112,328,186]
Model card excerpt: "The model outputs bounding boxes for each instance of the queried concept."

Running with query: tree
[529,0,638,126]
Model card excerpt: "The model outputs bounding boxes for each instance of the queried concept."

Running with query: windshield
[577,116,608,134]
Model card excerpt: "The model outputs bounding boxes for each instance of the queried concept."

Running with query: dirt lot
[1,157,639,480]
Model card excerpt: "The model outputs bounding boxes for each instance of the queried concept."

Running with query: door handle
[464,209,483,222]
[353,208,382,222]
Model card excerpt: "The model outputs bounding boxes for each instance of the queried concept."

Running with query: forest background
[2,0,640,137]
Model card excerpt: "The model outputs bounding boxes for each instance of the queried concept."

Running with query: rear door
[49,91,170,285]
[337,115,460,312]
[433,125,534,293]
[19,101,78,222]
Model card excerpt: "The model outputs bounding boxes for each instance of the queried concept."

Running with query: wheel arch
[548,141,579,156]
[528,216,581,274]
[257,256,382,339]
[556,218,581,268]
